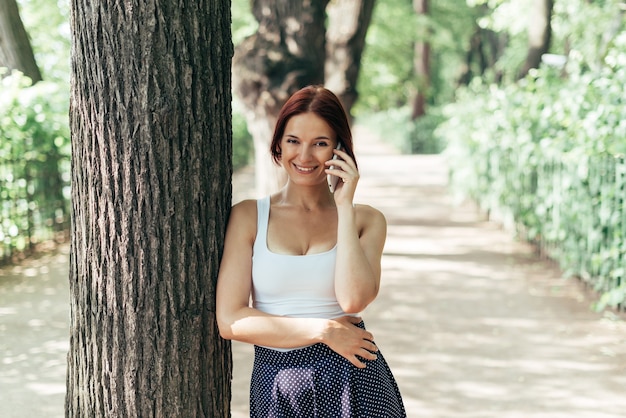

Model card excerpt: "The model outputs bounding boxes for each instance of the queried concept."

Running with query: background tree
[325,0,376,121]
[355,0,475,113]
[411,0,430,120]
[233,0,329,195]
[457,4,507,86]
[66,0,232,416]
[0,0,42,82]
[518,0,554,78]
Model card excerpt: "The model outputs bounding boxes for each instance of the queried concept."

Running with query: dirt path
[0,248,69,417]
[1,126,625,417]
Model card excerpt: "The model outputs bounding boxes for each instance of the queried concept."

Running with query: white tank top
[251,196,346,320]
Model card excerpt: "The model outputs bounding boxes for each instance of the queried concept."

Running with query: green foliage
[356,108,415,154]
[232,0,257,46]
[355,0,416,112]
[458,0,625,85]
[16,0,70,83]
[409,111,447,154]
[232,104,253,171]
[231,0,256,170]
[355,0,475,114]
[0,71,70,261]
[440,28,626,310]
[357,107,446,154]
[552,0,624,72]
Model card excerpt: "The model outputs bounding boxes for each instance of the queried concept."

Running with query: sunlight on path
[0,247,69,418]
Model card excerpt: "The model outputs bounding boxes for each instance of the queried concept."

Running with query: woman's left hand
[325,148,359,206]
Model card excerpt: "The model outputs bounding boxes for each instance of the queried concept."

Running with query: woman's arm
[334,204,387,313]
[215,200,378,368]
[325,148,387,313]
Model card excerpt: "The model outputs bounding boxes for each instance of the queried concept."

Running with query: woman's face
[280,112,338,187]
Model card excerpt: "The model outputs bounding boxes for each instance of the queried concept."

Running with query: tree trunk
[66,1,233,416]
[0,0,42,83]
[325,0,375,121]
[518,0,554,79]
[411,0,429,120]
[233,0,329,196]
[457,5,507,86]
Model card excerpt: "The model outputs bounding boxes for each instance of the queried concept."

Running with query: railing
[0,144,70,262]
[0,74,71,263]
[448,141,625,311]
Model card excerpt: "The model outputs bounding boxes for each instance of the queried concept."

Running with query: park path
[1,126,626,417]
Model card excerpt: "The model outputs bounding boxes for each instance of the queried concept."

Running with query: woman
[216,86,406,417]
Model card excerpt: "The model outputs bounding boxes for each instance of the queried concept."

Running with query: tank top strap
[255,196,271,252]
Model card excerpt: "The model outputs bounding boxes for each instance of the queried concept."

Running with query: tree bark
[518,0,554,79]
[325,0,376,121]
[66,1,233,416]
[411,0,429,120]
[233,0,329,196]
[0,0,42,82]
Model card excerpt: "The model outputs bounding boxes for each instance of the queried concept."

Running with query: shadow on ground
[0,248,69,417]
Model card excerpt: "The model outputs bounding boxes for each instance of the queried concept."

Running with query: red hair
[270,85,357,167]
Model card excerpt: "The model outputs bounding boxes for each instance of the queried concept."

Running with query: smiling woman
[216,85,406,417]
[269,87,358,169]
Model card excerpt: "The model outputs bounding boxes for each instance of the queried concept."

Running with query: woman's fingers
[324,160,358,180]
[348,348,378,369]
[324,316,379,368]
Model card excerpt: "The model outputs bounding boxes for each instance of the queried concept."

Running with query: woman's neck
[273,181,335,211]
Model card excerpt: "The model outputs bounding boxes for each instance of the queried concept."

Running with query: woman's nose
[299,145,313,161]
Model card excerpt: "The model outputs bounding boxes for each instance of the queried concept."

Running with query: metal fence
[464,148,626,311]
[0,144,70,263]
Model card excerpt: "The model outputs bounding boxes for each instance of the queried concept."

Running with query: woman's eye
[315,142,330,147]
[285,138,298,144]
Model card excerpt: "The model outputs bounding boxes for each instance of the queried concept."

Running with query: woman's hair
[270,85,357,167]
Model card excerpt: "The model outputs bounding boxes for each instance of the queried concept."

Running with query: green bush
[357,107,446,154]
[409,112,447,154]
[0,70,70,261]
[439,35,626,311]
[232,107,253,171]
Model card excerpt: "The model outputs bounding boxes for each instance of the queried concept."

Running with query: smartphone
[327,143,342,193]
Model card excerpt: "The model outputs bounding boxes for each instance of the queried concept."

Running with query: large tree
[66,1,233,416]
[0,0,42,82]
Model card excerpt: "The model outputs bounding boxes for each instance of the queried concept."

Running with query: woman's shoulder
[355,203,387,227]
[232,198,258,213]
[226,199,259,240]
[228,199,258,226]
[355,203,385,218]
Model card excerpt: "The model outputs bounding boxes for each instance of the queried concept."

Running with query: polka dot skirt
[250,322,406,417]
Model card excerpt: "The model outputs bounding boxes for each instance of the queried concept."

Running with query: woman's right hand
[321,316,378,368]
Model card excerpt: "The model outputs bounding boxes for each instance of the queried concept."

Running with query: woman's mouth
[294,164,317,174]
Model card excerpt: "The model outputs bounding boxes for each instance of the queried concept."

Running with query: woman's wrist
[311,318,332,345]
[336,202,356,214]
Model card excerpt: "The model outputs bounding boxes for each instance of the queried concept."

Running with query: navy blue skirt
[250,323,406,418]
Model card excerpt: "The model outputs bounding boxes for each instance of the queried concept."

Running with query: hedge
[440,40,626,311]
[0,71,70,262]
